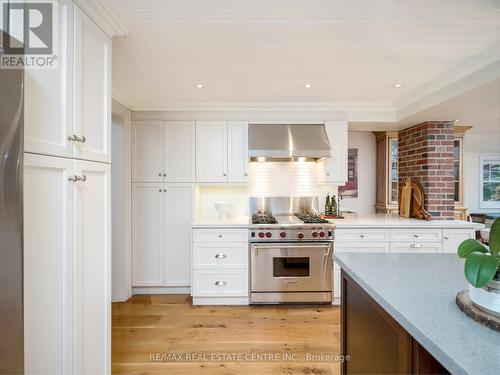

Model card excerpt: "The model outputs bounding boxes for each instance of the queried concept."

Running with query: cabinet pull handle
[163,173,166,177]
[68,175,78,182]
[444,236,449,240]
[413,234,419,238]
[214,281,227,286]
[223,173,227,177]
[76,135,86,143]
[244,173,248,177]
[163,189,167,192]
[76,175,87,182]
[410,243,423,248]
[67,134,78,142]
[326,172,330,176]
[215,253,227,259]
[360,234,365,238]
[159,189,162,192]
[158,173,162,177]
[218,234,223,238]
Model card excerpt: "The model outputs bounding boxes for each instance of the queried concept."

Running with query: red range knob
[297,232,304,239]
[319,231,326,237]
[258,232,265,238]
[266,232,272,238]
[280,231,286,238]
[312,231,318,237]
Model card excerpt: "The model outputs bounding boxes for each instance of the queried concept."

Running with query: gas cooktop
[251,212,329,225]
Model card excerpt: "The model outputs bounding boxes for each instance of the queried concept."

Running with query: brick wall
[398,121,455,220]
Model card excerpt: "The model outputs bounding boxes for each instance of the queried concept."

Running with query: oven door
[250,242,332,292]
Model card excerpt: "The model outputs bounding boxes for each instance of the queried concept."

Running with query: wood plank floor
[112,295,341,375]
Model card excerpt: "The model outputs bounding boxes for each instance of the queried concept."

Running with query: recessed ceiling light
[196,84,204,89]
[392,83,403,88]
[304,83,312,88]
[455,119,460,122]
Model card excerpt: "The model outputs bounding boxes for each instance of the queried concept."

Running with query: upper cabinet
[227,121,249,183]
[317,121,348,184]
[132,121,196,183]
[24,2,111,164]
[164,121,196,182]
[132,121,164,183]
[24,1,74,158]
[195,121,228,183]
[74,5,111,163]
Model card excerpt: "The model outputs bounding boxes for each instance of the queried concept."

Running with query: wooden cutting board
[399,178,412,218]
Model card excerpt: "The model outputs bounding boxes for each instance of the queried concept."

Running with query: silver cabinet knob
[244,173,248,177]
[214,253,227,259]
[326,172,330,176]
[223,173,227,177]
[413,234,419,238]
[76,135,86,143]
[163,173,166,177]
[214,281,227,286]
[159,189,162,192]
[444,236,449,240]
[410,243,423,248]
[360,234,365,238]
[158,173,162,177]
[76,175,87,182]
[218,234,223,238]
[163,189,167,192]
[67,134,78,142]
[68,175,78,182]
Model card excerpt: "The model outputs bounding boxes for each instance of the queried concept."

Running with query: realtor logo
[1,1,58,69]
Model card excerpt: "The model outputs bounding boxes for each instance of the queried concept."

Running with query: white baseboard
[192,297,249,305]
[132,286,191,295]
[333,297,340,306]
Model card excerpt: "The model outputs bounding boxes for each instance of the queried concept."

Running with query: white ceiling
[104,0,500,114]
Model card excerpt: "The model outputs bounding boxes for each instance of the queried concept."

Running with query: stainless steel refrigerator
[0,33,24,374]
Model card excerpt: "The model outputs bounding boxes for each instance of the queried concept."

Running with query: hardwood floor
[112,295,341,374]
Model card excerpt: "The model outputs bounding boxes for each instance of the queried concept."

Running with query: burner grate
[252,213,278,224]
[294,213,329,224]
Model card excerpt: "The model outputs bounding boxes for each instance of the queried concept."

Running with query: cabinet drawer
[192,229,247,243]
[390,229,442,243]
[192,270,248,297]
[193,243,247,268]
[335,229,390,243]
[335,242,390,253]
[390,243,442,253]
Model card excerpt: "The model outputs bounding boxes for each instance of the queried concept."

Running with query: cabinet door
[24,2,74,158]
[74,5,111,163]
[164,121,195,182]
[132,121,164,182]
[132,183,164,286]
[196,121,227,182]
[335,242,390,253]
[164,185,194,286]
[390,243,442,253]
[24,154,74,375]
[320,121,348,183]
[228,121,249,183]
[443,229,475,253]
[73,160,111,375]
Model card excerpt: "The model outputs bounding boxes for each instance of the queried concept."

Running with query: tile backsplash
[248,162,319,197]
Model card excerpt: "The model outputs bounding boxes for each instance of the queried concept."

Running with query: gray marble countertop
[334,253,500,375]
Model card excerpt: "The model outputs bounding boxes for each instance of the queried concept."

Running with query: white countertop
[191,213,483,229]
[334,253,500,375]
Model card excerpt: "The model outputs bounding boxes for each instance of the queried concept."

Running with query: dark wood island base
[341,271,450,374]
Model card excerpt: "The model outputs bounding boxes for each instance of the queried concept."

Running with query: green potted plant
[458,218,500,316]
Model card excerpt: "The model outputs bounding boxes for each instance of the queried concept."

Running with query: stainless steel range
[249,197,334,304]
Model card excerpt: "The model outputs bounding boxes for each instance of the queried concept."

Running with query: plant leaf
[464,252,500,288]
[457,238,487,258]
[489,217,500,257]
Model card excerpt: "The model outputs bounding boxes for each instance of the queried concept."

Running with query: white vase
[469,278,500,317]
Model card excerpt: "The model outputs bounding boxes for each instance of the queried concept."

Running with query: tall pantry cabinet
[23,1,114,374]
[131,121,195,289]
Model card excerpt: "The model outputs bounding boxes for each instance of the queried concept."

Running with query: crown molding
[74,0,127,38]
[395,44,500,120]
[112,89,134,110]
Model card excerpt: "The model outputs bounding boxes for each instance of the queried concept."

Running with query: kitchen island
[334,253,500,375]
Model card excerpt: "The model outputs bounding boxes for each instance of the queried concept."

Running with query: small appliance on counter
[248,196,335,304]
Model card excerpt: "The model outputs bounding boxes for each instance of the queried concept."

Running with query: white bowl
[214,202,233,219]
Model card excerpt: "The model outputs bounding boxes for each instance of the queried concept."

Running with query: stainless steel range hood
[248,124,331,161]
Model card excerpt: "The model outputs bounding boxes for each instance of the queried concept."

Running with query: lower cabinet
[132,183,193,288]
[24,153,111,374]
[442,229,474,253]
[192,229,248,305]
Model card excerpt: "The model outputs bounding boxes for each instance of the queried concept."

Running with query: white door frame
[111,100,132,301]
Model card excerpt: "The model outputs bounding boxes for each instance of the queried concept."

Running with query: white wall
[464,131,500,213]
[111,101,132,302]
[339,131,377,214]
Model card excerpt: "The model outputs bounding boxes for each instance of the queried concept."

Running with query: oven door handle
[252,243,332,249]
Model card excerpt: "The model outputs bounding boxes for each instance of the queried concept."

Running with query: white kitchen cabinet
[24,155,111,374]
[132,121,164,182]
[442,229,475,253]
[318,120,348,183]
[335,229,390,243]
[24,1,74,158]
[74,5,111,163]
[24,154,74,375]
[163,185,194,286]
[73,160,111,375]
[390,243,442,253]
[132,183,164,286]
[132,184,194,287]
[228,121,249,182]
[164,121,196,182]
[390,229,442,243]
[195,121,228,182]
